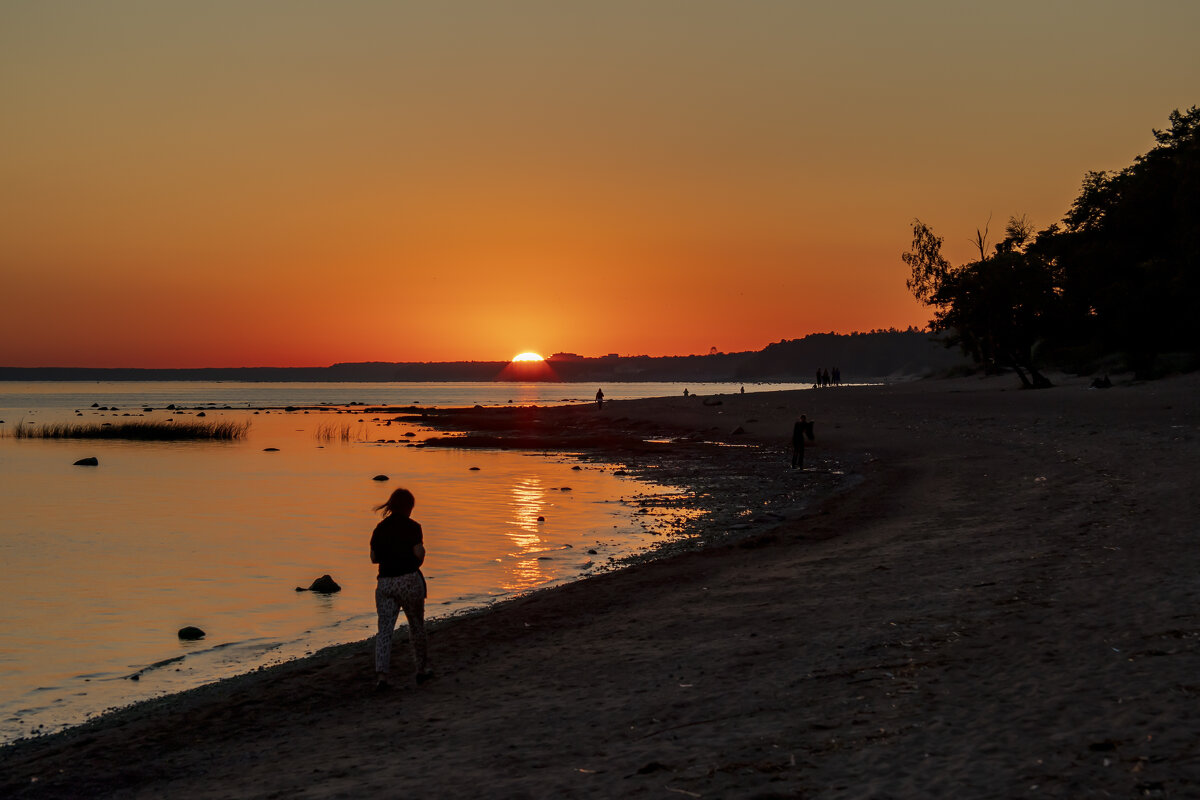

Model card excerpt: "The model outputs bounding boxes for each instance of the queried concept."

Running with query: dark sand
[3,374,1199,799]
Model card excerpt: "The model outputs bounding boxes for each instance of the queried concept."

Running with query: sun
[511,352,545,362]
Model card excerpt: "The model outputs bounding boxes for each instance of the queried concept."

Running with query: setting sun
[511,352,545,362]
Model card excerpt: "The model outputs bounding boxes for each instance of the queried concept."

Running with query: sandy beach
[3,374,1198,799]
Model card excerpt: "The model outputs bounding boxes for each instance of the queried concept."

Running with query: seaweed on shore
[4,420,250,441]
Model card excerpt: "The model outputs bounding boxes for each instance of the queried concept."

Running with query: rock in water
[297,574,341,593]
[73,457,99,466]
[178,626,206,640]
[372,474,389,481]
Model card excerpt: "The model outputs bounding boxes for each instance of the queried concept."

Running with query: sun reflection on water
[504,477,548,592]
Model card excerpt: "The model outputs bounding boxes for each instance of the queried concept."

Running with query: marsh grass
[5,419,250,441]
[314,422,362,443]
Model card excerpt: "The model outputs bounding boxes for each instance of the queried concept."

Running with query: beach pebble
[372,474,389,481]
[73,457,99,466]
[297,574,341,593]
[178,626,206,640]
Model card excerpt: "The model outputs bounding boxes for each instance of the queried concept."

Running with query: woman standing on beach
[370,487,432,690]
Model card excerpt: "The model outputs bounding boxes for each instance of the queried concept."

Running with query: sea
[0,380,809,744]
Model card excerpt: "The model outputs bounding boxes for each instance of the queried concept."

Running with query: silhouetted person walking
[791,414,814,468]
[371,487,432,690]
[595,388,604,409]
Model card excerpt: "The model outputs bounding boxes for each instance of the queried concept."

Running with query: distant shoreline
[0,330,969,384]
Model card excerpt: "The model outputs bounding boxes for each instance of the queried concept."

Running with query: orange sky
[2,2,1198,368]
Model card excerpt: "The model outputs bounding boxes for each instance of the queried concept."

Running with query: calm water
[0,381,807,743]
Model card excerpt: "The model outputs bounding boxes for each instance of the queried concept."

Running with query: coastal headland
[2,374,1198,798]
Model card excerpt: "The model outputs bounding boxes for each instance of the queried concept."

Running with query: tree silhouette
[904,216,1057,388]
[904,107,1200,380]
[1054,106,1200,370]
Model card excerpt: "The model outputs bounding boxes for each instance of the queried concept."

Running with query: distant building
[547,352,585,362]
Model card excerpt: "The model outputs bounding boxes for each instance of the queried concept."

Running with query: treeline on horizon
[0,329,967,384]
[904,107,1200,387]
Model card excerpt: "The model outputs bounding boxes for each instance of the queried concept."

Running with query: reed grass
[314,422,360,443]
[5,419,250,441]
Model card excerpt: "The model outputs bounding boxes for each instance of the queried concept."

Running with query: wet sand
[3,374,1199,799]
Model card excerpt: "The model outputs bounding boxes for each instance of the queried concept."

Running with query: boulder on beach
[73,457,99,466]
[296,574,341,593]
[178,626,205,640]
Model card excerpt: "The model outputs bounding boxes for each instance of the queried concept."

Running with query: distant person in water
[791,414,814,469]
[370,487,432,690]
[596,388,604,409]
[683,388,689,397]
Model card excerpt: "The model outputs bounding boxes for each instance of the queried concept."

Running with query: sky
[2,1,1198,368]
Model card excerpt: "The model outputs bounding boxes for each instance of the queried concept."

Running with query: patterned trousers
[374,572,429,675]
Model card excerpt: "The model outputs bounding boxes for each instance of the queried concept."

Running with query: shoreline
[3,374,1199,798]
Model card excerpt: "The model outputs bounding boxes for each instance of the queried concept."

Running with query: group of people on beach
[815,367,840,387]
